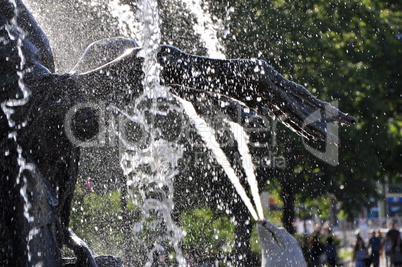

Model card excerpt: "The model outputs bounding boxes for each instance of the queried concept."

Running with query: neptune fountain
[0,0,357,266]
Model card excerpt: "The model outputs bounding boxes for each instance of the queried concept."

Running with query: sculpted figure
[0,0,356,266]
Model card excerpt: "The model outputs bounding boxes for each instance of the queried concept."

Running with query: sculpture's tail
[0,0,55,80]
[259,65,358,143]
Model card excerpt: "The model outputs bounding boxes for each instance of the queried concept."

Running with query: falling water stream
[12,0,267,265]
[119,0,187,265]
[118,0,265,265]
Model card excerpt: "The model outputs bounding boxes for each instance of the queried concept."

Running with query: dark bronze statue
[0,1,356,266]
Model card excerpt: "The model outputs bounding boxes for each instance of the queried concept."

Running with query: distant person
[386,222,401,265]
[369,230,382,267]
[387,223,400,246]
[392,235,402,267]
[308,235,324,267]
[384,237,392,267]
[324,236,337,267]
[383,231,393,267]
[354,237,369,267]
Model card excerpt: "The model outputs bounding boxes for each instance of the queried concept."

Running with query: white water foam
[108,0,139,40]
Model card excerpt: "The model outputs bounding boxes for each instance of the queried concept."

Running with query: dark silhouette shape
[324,236,337,267]
[308,235,324,266]
[387,223,401,266]
[369,230,382,267]
[0,1,357,266]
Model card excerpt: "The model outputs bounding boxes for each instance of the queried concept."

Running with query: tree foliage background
[207,0,401,230]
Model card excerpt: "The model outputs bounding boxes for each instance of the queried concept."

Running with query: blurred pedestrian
[386,222,401,266]
[392,235,402,267]
[369,230,382,267]
[308,235,324,267]
[383,233,392,267]
[324,236,337,267]
[353,237,369,267]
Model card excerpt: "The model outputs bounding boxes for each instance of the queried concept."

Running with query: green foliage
[69,185,138,256]
[338,247,353,262]
[298,197,331,220]
[70,190,235,263]
[181,208,235,261]
[264,190,284,226]
[249,224,261,254]
[209,0,402,222]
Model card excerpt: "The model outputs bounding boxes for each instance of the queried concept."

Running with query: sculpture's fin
[71,37,139,74]
[0,0,55,80]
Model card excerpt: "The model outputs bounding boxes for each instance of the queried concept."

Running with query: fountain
[0,0,357,266]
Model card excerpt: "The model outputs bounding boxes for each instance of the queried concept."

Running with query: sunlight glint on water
[228,120,264,220]
[180,0,226,59]
[178,97,259,221]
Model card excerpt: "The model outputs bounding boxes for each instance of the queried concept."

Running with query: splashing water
[113,0,265,264]
[180,0,226,59]
[108,0,139,40]
[118,0,185,265]
[178,0,265,221]
[1,0,39,264]
[137,0,163,100]
[178,97,260,221]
